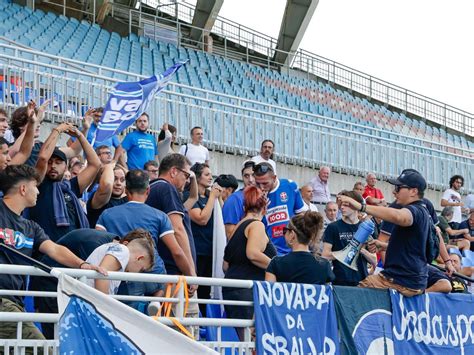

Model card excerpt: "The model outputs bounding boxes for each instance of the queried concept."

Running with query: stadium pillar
[190,0,224,45]
[274,0,319,66]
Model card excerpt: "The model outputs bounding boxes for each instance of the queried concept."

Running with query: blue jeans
[118,250,166,313]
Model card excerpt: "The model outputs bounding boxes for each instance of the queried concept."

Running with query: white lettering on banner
[261,334,336,355]
[257,282,329,311]
[266,205,289,226]
[103,98,143,123]
[392,294,474,354]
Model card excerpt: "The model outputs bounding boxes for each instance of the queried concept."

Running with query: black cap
[388,169,426,192]
[215,174,239,190]
[51,148,67,163]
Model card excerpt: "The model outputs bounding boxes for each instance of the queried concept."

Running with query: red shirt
[363,185,384,205]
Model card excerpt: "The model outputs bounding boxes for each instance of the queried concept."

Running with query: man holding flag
[0,164,105,342]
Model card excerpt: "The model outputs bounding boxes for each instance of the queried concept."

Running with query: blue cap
[388,169,426,192]
[448,248,462,259]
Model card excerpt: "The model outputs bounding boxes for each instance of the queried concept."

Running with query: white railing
[0,45,473,191]
[114,1,474,136]
[0,265,255,354]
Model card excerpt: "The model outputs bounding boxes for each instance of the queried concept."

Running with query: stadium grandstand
[1,0,474,353]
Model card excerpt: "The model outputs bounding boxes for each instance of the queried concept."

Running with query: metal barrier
[112,1,474,136]
[0,265,255,354]
[0,46,472,191]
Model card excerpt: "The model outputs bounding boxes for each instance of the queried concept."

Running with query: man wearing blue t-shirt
[96,169,193,278]
[222,160,256,239]
[338,168,431,297]
[115,113,158,170]
[253,162,307,255]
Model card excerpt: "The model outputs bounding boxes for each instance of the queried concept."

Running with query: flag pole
[0,242,53,274]
[431,263,474,283]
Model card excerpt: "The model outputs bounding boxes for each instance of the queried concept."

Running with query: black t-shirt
[28,177,84,242]
[323,219,369,286]
[0,200,49,305]
[86,193,128,228]
[382,200,430,290]
[190,193,214,256]
[25,141,42,167]
[267,251,335,284]
[30,229,119,293]
[146,178,197,275]
[224,219,277,281]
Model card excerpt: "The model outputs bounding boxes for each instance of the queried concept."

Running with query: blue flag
[390,290,474,354]
[94,62,186,143]
[253,281,340,355]
[57,273,217,354]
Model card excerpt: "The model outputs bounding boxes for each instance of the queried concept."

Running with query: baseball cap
[388,169,426,192]
[448,247,462,259]
[51,148,67,163]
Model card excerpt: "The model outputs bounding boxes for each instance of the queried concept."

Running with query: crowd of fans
[0,102,473,342]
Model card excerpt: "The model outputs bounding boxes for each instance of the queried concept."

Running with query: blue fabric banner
[253,281,340,355]
[94,61,186,143]
[390,290,474,354]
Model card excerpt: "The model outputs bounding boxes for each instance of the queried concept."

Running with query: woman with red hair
[222,186,277,339]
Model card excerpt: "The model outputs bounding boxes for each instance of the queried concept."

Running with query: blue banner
[253,281,340,355]
[390,290,474,354]
[95,61,186,143]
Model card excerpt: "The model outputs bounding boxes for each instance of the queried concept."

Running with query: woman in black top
[223,186,277,339]
[266,211,335,284]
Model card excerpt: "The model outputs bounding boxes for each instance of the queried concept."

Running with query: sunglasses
[394,185,411,193]
[253,163,274,176]
[176,167,191,179]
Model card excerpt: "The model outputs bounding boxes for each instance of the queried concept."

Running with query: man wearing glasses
[338,169,431,297]
[441,175,466,227]
[96,145,113,165]
[144,160,159,181]
[253,162,307,255]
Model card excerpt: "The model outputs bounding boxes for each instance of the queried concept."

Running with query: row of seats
[0,0,472,155]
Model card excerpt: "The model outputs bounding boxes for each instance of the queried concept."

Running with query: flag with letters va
[56,273,217,354]
[94,61,186,143]
[253,281,340,355]
[390,290,474,354]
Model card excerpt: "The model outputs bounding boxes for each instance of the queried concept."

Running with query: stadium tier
[0,0,472,190]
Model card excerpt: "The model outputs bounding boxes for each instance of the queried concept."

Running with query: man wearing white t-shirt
[179,126,210,166]
[250,139,276,172]
[441,175,466,225]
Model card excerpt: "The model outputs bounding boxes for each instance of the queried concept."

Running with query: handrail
[115,2,474,136]
[0,43,471,156]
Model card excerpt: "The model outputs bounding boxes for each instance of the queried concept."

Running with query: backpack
[420,203,440,264]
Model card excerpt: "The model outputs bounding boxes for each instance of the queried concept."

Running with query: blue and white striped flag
[95,61,186,143]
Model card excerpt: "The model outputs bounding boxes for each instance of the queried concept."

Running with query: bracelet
[79,261,89,268]
[52,128,61,134]
[443,259,453,263]
[359,200,367,213]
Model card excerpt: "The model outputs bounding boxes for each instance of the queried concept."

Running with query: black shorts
[427,265,449,288]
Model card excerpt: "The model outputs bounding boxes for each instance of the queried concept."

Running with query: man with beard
[87,163,128,227]
[115,113,159,170]
[250,139,276,172]
[28,123,100,241]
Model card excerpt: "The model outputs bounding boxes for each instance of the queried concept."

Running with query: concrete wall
[39,122,445,210]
